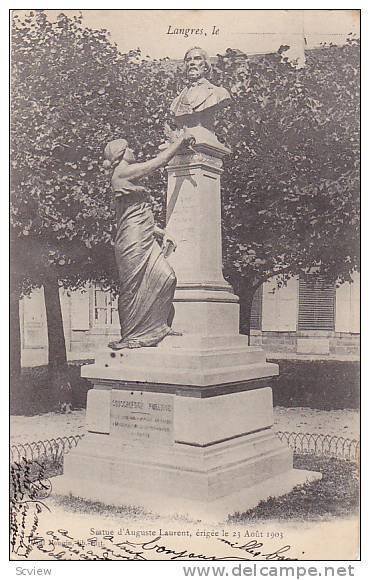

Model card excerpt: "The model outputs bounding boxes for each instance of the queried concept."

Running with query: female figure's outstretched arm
[114,135,192,181]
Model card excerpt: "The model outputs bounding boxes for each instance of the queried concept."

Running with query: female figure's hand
[176,129,196,148]
[182,131,196,148]
[162,233,177,258]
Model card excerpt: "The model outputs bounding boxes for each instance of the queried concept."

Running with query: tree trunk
[10,281,21,381]
[43,277,67,369]
[238,281,257,344]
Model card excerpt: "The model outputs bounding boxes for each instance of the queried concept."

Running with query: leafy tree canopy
[213,41,359,293]
[11,11,359,304]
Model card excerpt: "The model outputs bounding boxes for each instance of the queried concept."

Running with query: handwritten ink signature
[25,531,301,561]
[10,458,52,558]
[217,538,299,561]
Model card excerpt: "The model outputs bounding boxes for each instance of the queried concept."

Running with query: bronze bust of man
[170,47,230,131]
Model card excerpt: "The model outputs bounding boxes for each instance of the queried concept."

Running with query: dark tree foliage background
[212,43,359,330]
[11,11,360,378]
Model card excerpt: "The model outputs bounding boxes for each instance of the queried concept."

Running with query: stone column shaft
[165,132,239,335]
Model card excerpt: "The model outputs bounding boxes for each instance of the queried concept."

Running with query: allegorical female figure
[103,134,191,350]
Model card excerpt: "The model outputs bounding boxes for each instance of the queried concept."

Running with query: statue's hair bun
[103,159,112,169]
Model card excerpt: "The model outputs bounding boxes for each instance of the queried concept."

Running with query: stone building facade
[19,272,359,367]
[249,273,360,357]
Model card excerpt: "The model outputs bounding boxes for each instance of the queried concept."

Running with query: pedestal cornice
[167,152,225,174]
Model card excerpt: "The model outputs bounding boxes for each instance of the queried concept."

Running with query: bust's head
[184,47,211,82]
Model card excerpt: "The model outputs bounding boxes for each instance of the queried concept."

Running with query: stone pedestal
[166,127,239,337]
[54,127,321,520]
[54,378,320,521]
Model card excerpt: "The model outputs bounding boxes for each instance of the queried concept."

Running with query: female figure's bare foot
[167,329,183,336]
[108,338,159,350]
[108,339,142,350]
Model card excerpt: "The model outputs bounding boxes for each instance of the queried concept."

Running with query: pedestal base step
[53,426,322,522]
[82,335,279,387]
[53,468,321,523]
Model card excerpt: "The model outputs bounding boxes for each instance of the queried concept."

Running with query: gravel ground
[273,406,359,439]
[10,406,359,445]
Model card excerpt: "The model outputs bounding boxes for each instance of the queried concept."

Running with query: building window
[298,276,335,331]
[93,288,119,327]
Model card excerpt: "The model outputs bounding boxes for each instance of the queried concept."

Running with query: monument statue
[57,46,320,523]
[170,47,231,131]
[103,134,191,350]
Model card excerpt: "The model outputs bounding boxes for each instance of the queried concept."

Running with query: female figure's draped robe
[114,191,176,348]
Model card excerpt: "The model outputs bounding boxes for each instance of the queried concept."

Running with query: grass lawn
[229,455,359,523]
[270,359,359,410]
[10,361,92,415]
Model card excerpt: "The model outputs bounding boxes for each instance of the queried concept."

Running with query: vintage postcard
[10,8,360,567]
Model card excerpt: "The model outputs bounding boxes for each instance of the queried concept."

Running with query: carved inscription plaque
[110,390,174,445]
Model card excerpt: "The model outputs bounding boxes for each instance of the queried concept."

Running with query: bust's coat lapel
[171,81,214,114]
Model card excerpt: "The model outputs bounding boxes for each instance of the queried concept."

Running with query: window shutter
[262,278,298,331]
[298,277,335,331]
[335,274,360,333]
[71,290,90,331]
[21,289,48,348]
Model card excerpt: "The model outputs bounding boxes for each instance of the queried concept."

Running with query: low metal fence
[276,431,359,461]
[10,431,359,467]
[10,434,84,465]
